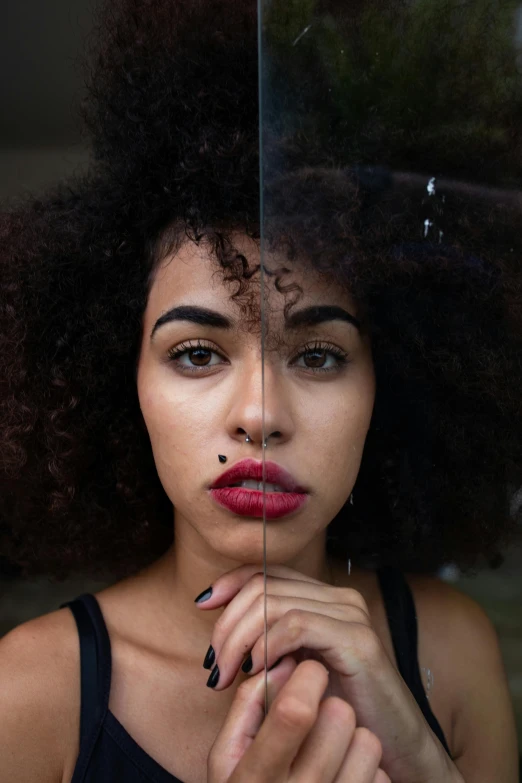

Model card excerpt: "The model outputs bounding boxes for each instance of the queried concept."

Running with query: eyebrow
[151,305,233,339]
[150,303,361,340]
[285,305,361,331]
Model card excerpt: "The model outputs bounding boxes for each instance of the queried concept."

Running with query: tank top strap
[60,594,112,763]
[376,567,452,757]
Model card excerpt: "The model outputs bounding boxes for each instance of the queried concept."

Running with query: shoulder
[405,570,496,639]
[0,606,80,783]
[405,571,505,667]
[405,571,507,700]
[406,573,519,779]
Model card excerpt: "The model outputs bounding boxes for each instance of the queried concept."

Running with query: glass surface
[0,1,521,776]
[258,0,522,762]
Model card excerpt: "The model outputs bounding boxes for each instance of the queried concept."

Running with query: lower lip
[209,488,308,519]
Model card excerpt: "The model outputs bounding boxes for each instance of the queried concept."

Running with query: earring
[347,557,352,576]
[349,492,354,505]
[218,455,227,463]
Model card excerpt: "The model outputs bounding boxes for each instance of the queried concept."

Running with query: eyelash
[291,341,350,373]
[166,340,350,374]
[166,340,224,372]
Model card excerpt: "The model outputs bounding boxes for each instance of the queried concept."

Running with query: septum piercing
[245,434,268,448]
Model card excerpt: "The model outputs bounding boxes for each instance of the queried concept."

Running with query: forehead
[144,234,359,333]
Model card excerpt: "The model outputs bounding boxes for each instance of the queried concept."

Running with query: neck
[144,511,337,651]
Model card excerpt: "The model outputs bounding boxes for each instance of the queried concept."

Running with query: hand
[208,654,390,783]
[198,564,460,783]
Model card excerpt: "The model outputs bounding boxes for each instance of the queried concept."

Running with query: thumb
[207,656,298,783]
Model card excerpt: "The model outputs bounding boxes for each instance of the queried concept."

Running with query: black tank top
[60,567,451,782]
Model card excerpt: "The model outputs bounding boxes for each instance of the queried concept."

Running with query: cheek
[301,377,375,493]
[137,365,226,503]
[310,398,369,462]
[138,363,211,444]
[307,369,374,440]
[137,371,204,488]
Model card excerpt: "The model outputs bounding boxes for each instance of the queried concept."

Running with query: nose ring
[245,434,268,448]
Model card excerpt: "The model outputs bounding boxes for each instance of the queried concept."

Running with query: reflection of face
[137,235,375,564]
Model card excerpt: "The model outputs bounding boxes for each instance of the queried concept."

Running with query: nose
[225,358,294,450]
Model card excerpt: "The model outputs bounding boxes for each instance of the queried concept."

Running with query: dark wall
[1,0,94,147]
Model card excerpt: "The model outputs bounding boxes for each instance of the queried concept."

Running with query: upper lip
[210,458,307,493]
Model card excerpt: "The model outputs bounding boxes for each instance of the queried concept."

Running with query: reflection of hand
[198,564,463,783]
[207,655,390,783]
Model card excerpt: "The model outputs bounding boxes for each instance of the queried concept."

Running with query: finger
[373,770,392,783]
[289,696,356,782]
[334,727,383,783]
[197,567,368,616]
[207,572,369,655]
[195,563,328,611]
[257,615,434,778]
[247,611,382,680]
[211,597,368,689]
[208,656,298,783]
[227,660,330,783]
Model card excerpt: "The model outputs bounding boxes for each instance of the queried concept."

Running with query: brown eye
[292,342,350,373]
[303,349,328,368]
[188,348,212,366]
[167,341,227,372]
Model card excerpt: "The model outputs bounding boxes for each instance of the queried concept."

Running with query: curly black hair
[1,0,521,582]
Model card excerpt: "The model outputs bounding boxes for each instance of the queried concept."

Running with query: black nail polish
[269,657,283,671]
[241,653,253,673]
[203,645,215,669]
[218,454,227,463]
[195,586,213,604]
[206,665,220,688]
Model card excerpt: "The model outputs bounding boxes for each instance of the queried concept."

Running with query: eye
[291,342,350,373]
[167,340,227,373]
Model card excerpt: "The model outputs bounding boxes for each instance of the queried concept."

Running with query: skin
[0,234,518,783]
[137,233,375,598]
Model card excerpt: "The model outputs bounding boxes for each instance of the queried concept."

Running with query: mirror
[1,0,521,778]
[258,0,522,772]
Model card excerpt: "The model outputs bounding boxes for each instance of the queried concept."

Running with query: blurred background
[0,1,92,200]
[1,0,521,765]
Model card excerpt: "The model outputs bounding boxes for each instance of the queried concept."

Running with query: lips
[211,459,306,492]
[209,458,308,519]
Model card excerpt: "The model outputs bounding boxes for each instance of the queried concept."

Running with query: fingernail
[206,665,220,688]
[195,586,213,604]
[268,657,283,671]
[241,653,253,673]
[203,645,215,669]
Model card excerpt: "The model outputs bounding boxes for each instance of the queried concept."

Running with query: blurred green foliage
[261,0,522,183]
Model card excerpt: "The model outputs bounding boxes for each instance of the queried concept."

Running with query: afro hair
[1,0,522,581]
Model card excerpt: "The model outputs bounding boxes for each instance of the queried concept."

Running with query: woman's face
[137,235,375,565]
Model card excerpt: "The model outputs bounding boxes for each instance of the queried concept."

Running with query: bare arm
[413,576,519,783]
[451,596,518,782]
[0,611,79,783]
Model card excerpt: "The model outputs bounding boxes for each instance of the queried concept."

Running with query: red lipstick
[209,458,308,519]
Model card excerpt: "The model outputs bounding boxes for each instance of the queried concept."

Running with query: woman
[1,1,521,781]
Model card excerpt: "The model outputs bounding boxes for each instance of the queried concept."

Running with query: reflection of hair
[265,166,522,573]
[1,0,521,580]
